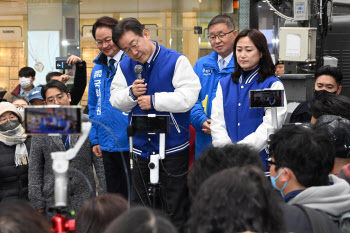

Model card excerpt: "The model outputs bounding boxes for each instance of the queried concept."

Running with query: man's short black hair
[112,17,145,50]
[41,80,68,101]
[315,65,343,86]
[269,125,335,187]
[188,166,284,233]
[92,16,118,40]
[104,207,178,233]
[19,67,36,78]
[187,144,263,199]
[309,95,350,121]
[207,14,235,31]
[314,115,350,159]
[46,72,63,83]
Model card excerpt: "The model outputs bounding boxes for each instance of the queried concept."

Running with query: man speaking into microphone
[110,18,200,230]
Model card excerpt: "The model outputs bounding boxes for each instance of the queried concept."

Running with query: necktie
[144,62,149,71]
[109,58,116,73]
[219,59,225,71]
[62,135,69,150]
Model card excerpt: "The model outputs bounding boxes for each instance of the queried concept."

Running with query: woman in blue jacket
[211,29,287,165]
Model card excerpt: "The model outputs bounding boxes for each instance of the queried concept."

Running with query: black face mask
[0,120,20,132]
[314,89,337,100]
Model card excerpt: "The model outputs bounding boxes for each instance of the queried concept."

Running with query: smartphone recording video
[24,106,82,135]
[56,57,73,70]
[132,115,170,134]
[249,89,284,108]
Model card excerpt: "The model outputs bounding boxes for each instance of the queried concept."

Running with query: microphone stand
[127,126,135,171]
[130,114,168,210]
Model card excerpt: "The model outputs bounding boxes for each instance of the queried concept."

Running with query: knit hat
[0,102,23,122]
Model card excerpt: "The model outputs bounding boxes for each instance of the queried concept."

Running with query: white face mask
[16,107,25,121]
[19,77,32,89]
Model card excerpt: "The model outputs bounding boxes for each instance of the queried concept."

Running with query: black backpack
[339,212,350,233]
[294,204,343,233]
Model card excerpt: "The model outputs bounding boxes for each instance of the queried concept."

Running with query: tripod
[128,114,169,209]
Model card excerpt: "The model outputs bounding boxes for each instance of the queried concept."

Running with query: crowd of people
[0,14,349,233]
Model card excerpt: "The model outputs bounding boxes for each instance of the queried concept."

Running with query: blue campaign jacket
[88,52,129,152]
[220,68,280,142]
[190,51,234,159]
[220,67,280,170]
[119,42,190,159]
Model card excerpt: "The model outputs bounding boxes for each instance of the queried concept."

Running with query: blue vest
[220,67,280,142]
[119,42,190,158]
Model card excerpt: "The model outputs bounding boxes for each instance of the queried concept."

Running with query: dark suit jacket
[28,135,106,219]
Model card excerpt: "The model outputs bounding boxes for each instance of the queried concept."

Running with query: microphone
[127,126,135,170]
[134,65,143,80]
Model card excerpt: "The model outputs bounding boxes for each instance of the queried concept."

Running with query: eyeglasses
[265,157,276,170]
[46,93,67,105]
[94,38,113,47]
[124,37,140,54]
[208,30,234,41]
[0,113,18,124]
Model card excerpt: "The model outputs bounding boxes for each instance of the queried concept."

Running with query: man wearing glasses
[268,125,350,231]
[190,14,237,159]
[87,16,130,199]
[29,80,107,219]
[110,17,200,231]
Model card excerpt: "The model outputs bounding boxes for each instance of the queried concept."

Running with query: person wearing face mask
[4,67,36,102]
[0,102,31,202]
[9,96,29,122]
[289,65,343,123]
[269,125,350,227]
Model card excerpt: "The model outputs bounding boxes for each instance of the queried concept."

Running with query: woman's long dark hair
[231,29,275,83]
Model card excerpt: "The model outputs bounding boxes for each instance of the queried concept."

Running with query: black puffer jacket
[0,137,31,202]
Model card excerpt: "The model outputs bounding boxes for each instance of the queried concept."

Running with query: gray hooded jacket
[289,175,350,218]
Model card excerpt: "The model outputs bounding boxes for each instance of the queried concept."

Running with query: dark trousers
[102,150,131,199]
[131,148,190,232]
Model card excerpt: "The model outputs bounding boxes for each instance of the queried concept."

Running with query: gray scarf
[0,125,28,166]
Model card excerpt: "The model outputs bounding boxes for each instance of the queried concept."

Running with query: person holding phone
[210,29,287,167]
[46,55,87,105]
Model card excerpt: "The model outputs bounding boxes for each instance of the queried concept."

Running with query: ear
[233,30,238,38]
[280,168,292,182]
[32,77,35,83]
[260,52,263,59]
[337,85,342,94]
[143,29,151,41]
[67,93,71,103]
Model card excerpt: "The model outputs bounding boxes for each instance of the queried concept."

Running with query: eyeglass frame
[208,30,234,41]
[265,157,277,170]
[45,92,68,105]
[123,36,140,55]
[94,38,113,47]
